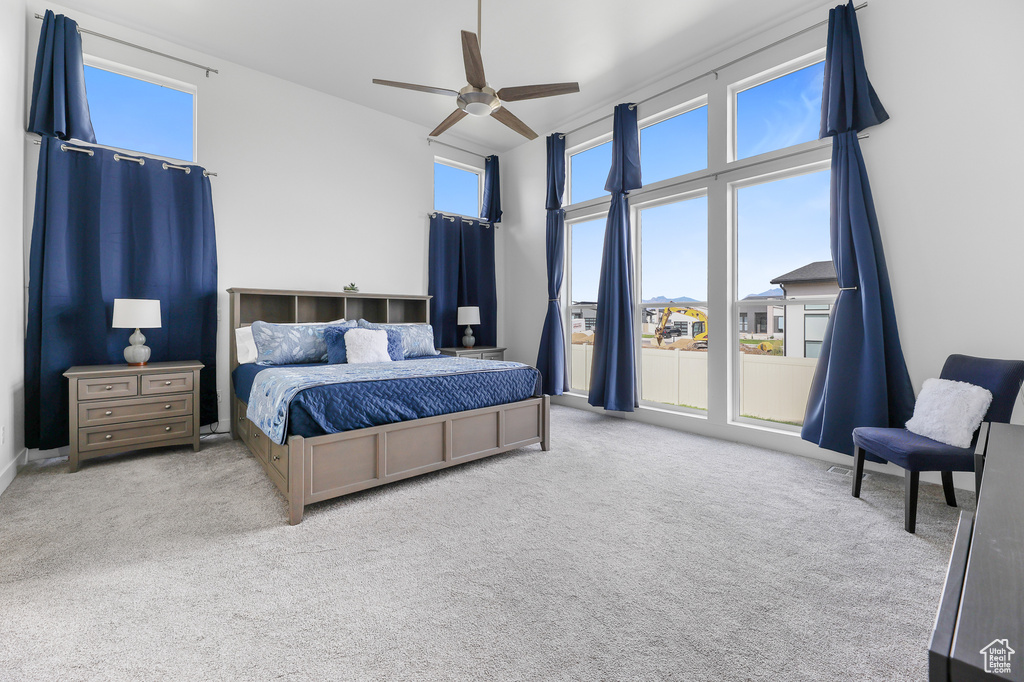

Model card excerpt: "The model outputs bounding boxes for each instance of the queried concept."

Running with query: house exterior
[771,261,839,359]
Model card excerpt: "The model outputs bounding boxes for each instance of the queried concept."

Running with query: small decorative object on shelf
[343,282,359,292]
[458,306,481,348]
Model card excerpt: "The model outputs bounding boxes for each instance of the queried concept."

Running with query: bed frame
[228,287,550,525]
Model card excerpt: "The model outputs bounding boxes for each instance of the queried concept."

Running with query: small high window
[83,63,195,162]
[568,141,612,205]
[735,61,825,160]
[640,105,708,185]
[433,161,481,217]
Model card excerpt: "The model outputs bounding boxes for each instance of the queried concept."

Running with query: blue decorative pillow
[357,320,439,358]
[327,326,403,363]
[251,320,352,365]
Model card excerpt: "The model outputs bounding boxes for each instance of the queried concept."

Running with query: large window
[638,195,708,412]
[83,62,195,162]
[434,161,481,217]
[568,217,606,391]
[561,37,835,435]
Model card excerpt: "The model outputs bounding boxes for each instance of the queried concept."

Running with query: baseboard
[0,448,28,498]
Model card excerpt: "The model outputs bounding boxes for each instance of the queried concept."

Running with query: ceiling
[55,0,828,153]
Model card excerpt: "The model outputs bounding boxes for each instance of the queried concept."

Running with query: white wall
[9,2,494,473]
[0,0,27,492]
[500,0,1024,485]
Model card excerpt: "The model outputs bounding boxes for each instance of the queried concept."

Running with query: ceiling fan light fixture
[457,86,499,117]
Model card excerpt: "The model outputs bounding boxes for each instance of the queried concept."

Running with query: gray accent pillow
[251,320,354,365]
[357,320,439,358]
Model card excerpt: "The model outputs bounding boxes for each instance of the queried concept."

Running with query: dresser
[929,422,1023,681]
[64,361,203,472]
[439,346,506,360]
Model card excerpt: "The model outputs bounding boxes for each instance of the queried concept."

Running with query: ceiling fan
[372,1,579,140]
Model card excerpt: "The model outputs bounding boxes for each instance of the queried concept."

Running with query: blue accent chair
[851,354,1024,533]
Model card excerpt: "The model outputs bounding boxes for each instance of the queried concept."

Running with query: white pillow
[905,378,993,448]
[344,329,392,364]
[235,326,258,364]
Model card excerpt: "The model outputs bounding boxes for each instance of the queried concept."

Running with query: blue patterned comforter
[244,357,540,444]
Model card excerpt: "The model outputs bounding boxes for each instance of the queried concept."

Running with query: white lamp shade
[112,298,162,329]
[457,306,481,325]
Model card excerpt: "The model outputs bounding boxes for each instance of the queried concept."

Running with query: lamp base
[462,325,476,349]
[124,328,151,366]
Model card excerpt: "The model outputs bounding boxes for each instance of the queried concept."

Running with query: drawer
[79,395,192,427]
[79,416,193,453]
[78,375,138,401]
[249,424,270,463]
[461,351,484,359]
[235,404,251,441]
[141,372,193,396]
[269,441,289,479]
[481,351,504,360]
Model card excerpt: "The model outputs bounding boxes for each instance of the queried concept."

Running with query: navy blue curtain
[28,10,96,143]
[589,104,641,412]
[459,220,497,347]
[25,138,218,450]
[535,134,568,395]
[429,213,461,348]
[801,1,914,458]
[428,214,496,347]
[481,155,502,224]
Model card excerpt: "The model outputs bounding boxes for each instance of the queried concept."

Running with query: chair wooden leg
[852,446,866,498]
[904,470,919,534]
[941,471,957,507]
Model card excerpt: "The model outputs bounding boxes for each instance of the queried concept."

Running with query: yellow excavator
[653,307,708,349]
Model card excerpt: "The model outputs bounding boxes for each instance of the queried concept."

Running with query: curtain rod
[32,138,218,177]
[34,13,219,76]
[426,138,492,160]
[559,2,866,140]
[428,211,497,228]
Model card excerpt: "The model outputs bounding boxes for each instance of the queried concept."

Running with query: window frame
[432,157,483,220]
[82,54,198,163]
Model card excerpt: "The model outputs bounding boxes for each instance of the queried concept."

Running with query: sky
[84,65,194,162]
[434,162,481,217]
[569,61,829,303]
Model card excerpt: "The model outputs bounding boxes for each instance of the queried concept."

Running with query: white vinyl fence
[570,345,817,424]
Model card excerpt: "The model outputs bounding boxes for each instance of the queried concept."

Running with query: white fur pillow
[905,378,993,448]
[344,328,392,364]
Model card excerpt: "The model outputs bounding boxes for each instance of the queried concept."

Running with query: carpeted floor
[0,406,969,681]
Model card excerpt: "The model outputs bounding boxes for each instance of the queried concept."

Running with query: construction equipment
[653,307,708,350]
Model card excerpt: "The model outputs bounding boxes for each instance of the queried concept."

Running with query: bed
[228,287,550,525]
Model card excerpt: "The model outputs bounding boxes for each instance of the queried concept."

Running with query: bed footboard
[241,396,549,525]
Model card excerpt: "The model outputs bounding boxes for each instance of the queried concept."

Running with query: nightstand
[439,346,506,360]
[64,360,203,472]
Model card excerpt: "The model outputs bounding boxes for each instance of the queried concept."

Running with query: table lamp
[458,306,481,348]
[112,298,162,365]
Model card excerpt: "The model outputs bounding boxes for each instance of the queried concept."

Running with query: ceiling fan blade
[491,106,538,140]
[497,82,580,102]
[429,109,468,137]
[461,30,487,88]
[372,79,459,97]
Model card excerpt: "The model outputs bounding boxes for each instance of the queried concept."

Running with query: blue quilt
[242,357,540,444]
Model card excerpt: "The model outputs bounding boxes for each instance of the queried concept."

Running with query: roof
[771,261,837,285]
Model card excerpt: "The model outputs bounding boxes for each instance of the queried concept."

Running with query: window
[434,161,481,217]
[569,141,612,204]
[640,105,708,185]
[568,217,606,391]
[561,38,834,434]
[638,195,708,412]
[804,314,829,358]
[804,304,829,310]
[83,62,195,162]
[735,60,825,160]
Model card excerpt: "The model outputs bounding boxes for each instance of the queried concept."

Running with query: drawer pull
[164,404,172,409]
[165,381,172,386]
[105,385,113,390]
[105,434,112,440]
[253,432,259,439]
[239,414,245,422]
[105,410,113,416]
[165,426,172,432]
[272,455,280,461]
